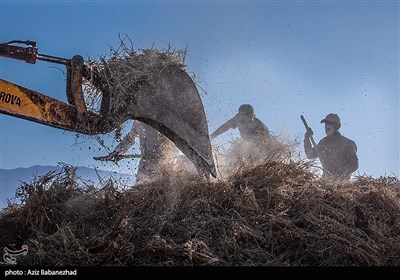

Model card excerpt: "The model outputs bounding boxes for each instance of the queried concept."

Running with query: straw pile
[1,158,399,266]
[83,38,187,118]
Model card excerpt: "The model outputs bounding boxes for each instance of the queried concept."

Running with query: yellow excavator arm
[0,40,216,177]
[0,79,103,133]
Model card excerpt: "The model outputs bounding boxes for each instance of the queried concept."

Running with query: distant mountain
[0,165,133,210]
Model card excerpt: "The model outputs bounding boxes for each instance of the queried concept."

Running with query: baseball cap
[321,113,341,130]
[238,104,254,116]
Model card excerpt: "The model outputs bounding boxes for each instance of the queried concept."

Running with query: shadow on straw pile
[0,161,399,266]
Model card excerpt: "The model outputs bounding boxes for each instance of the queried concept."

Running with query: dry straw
[83,37,187,116]
[1,156,399,266]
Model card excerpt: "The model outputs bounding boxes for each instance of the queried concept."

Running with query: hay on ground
[1,157,399,266]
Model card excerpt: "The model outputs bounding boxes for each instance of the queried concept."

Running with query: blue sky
[0,0,399,179]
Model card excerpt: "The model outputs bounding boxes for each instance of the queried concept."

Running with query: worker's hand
[304,127,313,139]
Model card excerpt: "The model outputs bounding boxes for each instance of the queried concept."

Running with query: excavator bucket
[0,41,217,178]
[98,65,217,178]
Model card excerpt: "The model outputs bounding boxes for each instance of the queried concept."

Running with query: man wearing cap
[304,113,359,180]
[210,104,277,166]
[210,104,271,141]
